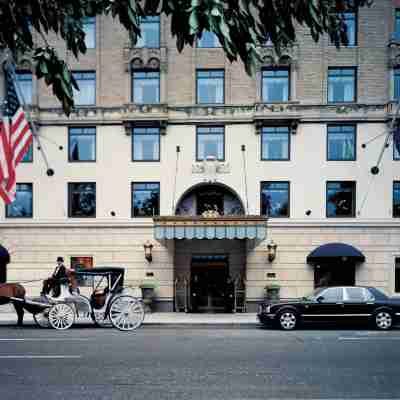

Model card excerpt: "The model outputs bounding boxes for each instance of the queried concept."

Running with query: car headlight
[265,305,271,313]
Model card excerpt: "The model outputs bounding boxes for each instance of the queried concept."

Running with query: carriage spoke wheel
[109,296,145,331]
[48,303,75,330]
[33,309,50,328]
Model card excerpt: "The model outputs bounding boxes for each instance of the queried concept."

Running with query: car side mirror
[316,296,324,303]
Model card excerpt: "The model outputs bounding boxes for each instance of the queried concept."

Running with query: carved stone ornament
[201,209,220,218]
[258,44,299,70]
[192,158,231,176]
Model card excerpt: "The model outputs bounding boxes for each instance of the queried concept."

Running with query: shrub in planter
[139,280,158,311]
[265,284,281,301]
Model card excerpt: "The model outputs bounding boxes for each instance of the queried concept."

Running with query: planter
[139,283,158,312]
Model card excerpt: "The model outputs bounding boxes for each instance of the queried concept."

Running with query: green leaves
[0,0,372,115]
[33,46,76,115]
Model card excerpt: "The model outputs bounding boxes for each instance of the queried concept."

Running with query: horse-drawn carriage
[4,267,145,331]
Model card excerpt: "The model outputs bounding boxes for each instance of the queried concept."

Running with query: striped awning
[153,216,267,240]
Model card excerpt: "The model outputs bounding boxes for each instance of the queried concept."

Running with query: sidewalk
[0,310,259,326]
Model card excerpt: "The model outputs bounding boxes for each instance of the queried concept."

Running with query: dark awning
[0,245,10,264]
[153,216,267,240]
[307,242,365,264]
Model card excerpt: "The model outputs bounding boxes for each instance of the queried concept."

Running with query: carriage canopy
[74,266,125,289]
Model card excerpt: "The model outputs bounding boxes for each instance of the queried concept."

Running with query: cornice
[28,102,390,127]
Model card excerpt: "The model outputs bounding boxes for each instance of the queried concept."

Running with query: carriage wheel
[33,309,51,328]
[109,296,145,331]
[92,310,112,328]
[48,303,75,330]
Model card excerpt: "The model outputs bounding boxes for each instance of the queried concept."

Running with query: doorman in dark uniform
[224,275,235,313]
[191,274,200,312]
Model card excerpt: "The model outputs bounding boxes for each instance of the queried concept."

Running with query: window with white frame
[135,16,160,48]
[261,126,290,160]
[132,70,160,104]
[196,70,224,104]
[15,71,32,105]
[132,127,160,161]
[328,68,356,103]
[394,68,400,101]
[262,68,290,103]
[197,31,221,48]
[72,72,96,106]
[327,125,356,161]
[82,17,96,49]
[196,126,224,161]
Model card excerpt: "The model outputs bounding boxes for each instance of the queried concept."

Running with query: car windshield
[302,288,324,301]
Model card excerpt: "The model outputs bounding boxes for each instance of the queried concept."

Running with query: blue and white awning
[153,216,267,240]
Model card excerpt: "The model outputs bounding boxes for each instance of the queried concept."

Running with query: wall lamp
[144,241,154,262]
[267,240,278,263]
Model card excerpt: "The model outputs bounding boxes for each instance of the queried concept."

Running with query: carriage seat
[91,288,109,309]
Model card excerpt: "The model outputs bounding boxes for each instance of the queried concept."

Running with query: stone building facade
[0,0,399,311]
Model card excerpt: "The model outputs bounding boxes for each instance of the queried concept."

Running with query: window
[71,256,93,286]
[332,12,357,46]
[132,182,160,217]
[6,183,33,218]
[395,258,400,293]
[68,127,96,162]
[135,16,160,48]
[394,68,400,101]
[73,72,96,106]
[21,143,33,163]
[262,68,289,103]
[393,182,400,218]
[132,71,160,104]
[394,129,400,160]
[15,71,32,105]
[344,287,366,302]
[132,127,160,161]
[328,68,356,103]
[196,70,224,104]
[261,127,290,160]
[197,31,221,48]
[82,17,96,49]
[326,181,356,218]
[320,287,343,303]
[395,10,400,40]
[327,125,356,161]
[343,12,357,46]
[261,182,290,218]
[196,126,224,161]
[68,183,96,218]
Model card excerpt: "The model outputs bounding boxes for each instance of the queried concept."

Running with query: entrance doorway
[190,255,231,313]
[314,263,355,288]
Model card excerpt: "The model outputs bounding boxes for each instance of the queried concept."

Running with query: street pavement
[0,323,400,399]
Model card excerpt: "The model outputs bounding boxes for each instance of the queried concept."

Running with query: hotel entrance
[190,255,230,313]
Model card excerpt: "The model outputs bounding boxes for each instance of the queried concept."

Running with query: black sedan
[257,286,400,330]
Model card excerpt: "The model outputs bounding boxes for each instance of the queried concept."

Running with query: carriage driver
[41,257,69,296]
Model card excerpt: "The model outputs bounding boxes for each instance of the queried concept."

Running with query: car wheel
[374,310,393,330]
[278,309,298,330]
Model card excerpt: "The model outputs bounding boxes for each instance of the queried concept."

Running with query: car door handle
[336,303,344,305]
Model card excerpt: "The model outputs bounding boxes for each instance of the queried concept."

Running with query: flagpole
[370,99,400,175]
[5,62,54,176]
[358,99,400,215]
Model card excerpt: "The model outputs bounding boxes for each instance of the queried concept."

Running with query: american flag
[0,66,33,204]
